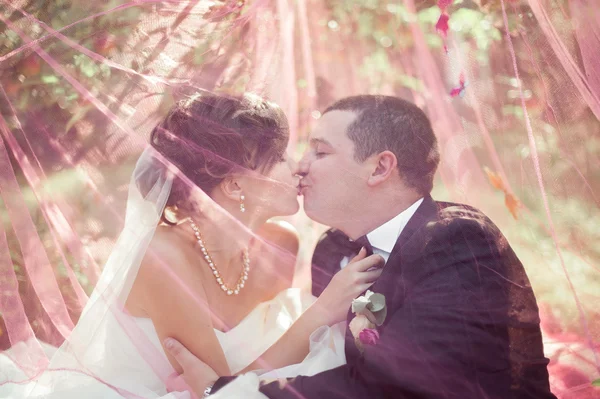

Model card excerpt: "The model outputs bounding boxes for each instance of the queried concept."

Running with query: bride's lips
[297,184,308,196]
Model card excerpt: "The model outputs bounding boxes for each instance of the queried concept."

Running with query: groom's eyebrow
[309,138,333,147]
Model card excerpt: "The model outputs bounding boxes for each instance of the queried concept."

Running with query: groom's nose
[295,153,310,177]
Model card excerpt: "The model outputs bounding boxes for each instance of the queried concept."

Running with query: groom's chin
[303,203,327,225]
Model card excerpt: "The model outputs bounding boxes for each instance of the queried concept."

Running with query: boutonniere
[348,290,387,353]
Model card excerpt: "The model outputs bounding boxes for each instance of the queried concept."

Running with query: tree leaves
[41,75,59,84]
[484,167,522,220]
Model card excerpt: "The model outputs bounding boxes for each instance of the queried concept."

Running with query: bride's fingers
[353,254,385,272]
[358,282,377,293]
[358,269,383,284]
[349,247,368,263]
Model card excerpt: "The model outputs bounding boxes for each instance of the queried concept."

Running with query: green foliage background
[1,0,598,351]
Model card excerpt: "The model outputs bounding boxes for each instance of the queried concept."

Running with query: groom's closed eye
[314,146,330,158]
[309,138,333,158]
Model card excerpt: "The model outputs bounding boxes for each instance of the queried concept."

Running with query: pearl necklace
[189,220,250,296]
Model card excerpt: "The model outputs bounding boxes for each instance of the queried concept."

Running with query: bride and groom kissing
[8,92,556,399]
[150,93,556,399]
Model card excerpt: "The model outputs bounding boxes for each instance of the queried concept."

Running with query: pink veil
[0,0,599,397]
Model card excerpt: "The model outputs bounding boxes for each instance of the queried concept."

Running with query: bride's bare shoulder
[142,226,188,262]
[153,224,187,248]
[135,225,198,286]
[257,220,300,256]
[126,225,198,315]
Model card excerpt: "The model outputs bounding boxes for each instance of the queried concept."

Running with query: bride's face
[241,154,300,217]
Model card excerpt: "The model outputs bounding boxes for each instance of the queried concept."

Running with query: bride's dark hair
[148,92,289,222]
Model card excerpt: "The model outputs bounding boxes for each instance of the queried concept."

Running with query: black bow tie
[325,230,374,258]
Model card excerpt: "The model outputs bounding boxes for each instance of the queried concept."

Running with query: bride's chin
[280,197,300,216]
[282,198,300,216]
[263,193,300,217]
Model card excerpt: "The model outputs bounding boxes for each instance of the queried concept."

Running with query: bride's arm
[237,300,330,374]
[238,249,384,374]
[132,244,231,377]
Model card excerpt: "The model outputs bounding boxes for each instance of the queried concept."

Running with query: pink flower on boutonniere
[349,291,387,353]
[359,328,380,346]
[349,314,374,339]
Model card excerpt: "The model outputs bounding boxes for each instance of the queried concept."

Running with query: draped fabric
[1,1,599,398]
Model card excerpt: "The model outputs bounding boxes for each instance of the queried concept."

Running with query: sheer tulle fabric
[0,150,346,398]
[1,149,177,398]
[1,0,599,398]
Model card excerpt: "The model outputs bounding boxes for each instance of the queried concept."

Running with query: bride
[3,92,381,398]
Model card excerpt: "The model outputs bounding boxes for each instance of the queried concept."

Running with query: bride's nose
[286,156,298,171]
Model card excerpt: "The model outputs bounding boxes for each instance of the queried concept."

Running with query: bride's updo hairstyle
[147,92,289,223]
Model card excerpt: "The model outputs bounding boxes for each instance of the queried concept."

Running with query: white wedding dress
[0,149,345,398]
[0,288,346,398]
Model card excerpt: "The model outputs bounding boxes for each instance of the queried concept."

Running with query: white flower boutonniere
[348,290,387,353]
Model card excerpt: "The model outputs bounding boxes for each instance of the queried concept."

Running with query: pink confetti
[436,13,450,38]
[450,73,467,97]
[438,0,454,11]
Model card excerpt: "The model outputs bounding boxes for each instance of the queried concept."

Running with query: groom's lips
[297,184,308,195]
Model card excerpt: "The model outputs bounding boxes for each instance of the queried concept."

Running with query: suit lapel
[371,195,438,293]
[344,196,439,361]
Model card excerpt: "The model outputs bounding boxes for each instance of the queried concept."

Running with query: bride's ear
[218,176,244,202]
[367,151,397,187]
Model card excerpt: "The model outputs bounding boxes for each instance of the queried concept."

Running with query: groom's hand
[164,338,219,397]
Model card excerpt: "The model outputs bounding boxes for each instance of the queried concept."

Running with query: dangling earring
[239,194,246,213]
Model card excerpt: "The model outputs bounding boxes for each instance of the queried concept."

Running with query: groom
[166,95,556,398]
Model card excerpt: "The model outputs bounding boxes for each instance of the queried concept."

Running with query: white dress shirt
[340,198,424,268]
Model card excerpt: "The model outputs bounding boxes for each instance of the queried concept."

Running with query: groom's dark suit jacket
[311,227,357,297]
[215,196,556,398]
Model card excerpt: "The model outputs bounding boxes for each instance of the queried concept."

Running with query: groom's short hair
[323,95,440,195]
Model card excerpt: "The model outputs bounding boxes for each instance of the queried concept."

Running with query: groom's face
[297,110,371,227]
